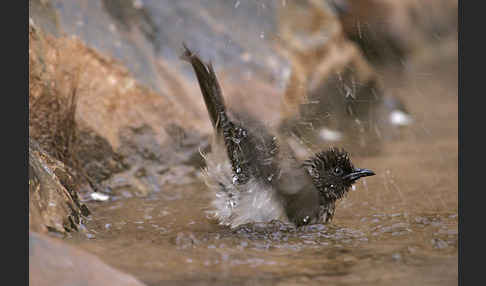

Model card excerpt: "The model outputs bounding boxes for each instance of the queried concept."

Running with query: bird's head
[303,147,375,203]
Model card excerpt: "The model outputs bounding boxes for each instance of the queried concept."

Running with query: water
[66,57,458,284]
[45,1,457,284]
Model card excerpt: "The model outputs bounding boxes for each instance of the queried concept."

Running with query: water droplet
[133,0,143,9]
[319,128,342,142]
[389,110,413,126]
[91,192,110,201]
[303,216,310,224]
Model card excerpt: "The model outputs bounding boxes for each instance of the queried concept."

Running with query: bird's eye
[333,167,343,176]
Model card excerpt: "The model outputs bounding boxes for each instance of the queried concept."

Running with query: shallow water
[66,51,458,286]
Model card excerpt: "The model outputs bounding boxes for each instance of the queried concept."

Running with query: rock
[29,16,207,152]
[330,0,458,65]
[29,139,90,234]
[276,0,401,156]
[29,19,209,202]
[29,0,61,36]
[431,238,449,249]
[100,124,207,198]
[31,0,414,160]
[29,232,146,286]
[74,129,127,183]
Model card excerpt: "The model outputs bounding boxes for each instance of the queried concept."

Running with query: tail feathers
[181,44,227,132]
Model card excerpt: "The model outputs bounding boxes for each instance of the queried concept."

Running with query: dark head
[303,147,375,203]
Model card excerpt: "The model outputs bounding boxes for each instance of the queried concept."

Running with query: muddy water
[66,51,458,286]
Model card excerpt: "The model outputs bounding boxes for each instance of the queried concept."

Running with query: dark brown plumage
[182,45,375,228]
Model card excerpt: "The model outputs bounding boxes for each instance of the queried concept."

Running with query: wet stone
[414,216,431,225]
[392,253,402,261]
[29,139,90,234]
[29,232,145,286]
[299,224,328,232]
[174,232,201,249]
[431,238,449,249]
[381,223,410,233]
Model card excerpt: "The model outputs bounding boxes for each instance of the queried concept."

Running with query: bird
[181,45,375,229]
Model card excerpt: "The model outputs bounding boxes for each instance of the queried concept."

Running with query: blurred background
[29,1,458,285]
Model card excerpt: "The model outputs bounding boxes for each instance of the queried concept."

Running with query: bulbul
[182,45,375,228]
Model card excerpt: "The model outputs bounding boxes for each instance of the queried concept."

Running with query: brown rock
[29,18,210,202]
[29,232,146,286]
[29,139,90,234]
[275,0,386,155]
[331,0,458,64]
[29,19,209,152]
[276,0,376,116]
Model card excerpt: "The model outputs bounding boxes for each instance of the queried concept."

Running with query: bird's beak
[344,168,376,182]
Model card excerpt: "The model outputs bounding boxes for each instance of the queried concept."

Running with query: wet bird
[181,45,375,228]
